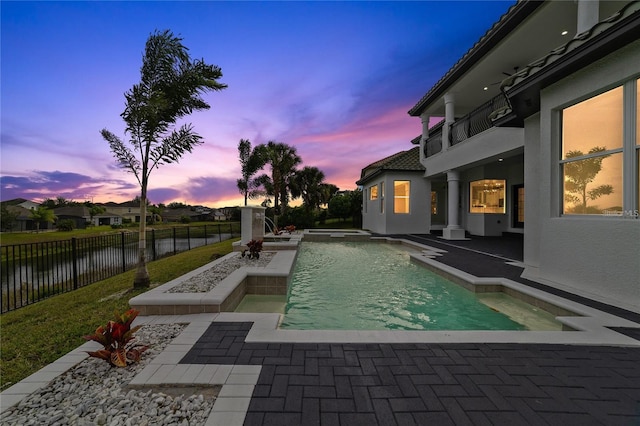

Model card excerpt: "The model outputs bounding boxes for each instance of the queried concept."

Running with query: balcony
[423,94,511,158]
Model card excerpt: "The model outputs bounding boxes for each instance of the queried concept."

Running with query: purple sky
[1,1,514,207]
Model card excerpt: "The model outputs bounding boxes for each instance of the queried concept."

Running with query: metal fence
[1,223,240,313]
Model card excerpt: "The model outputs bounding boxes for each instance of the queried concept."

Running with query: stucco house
[360,0,639,312]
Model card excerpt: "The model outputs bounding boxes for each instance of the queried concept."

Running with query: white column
[420,113,430,162]
[443,169,466,240]
[443,92,455,150]
[241,206,265,244]
[577,0,599,35]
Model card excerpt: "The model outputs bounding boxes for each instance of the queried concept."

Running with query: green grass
[0,221,239,246]
[0,238,238,390]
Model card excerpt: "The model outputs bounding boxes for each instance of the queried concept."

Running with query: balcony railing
[450,94,509,146]
[423,120,444,158]
[422,94,510,158]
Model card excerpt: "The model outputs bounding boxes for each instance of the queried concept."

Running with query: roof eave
[408,0,544,117]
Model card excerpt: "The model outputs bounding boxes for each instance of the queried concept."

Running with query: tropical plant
[30,206,56,232]
[255,141,301,226]
[564,146,613,213]
[241,239,263,259]
[237,139,267,206]
[100,29,227,288]
[291,166,326,212]
[83,309,148,368]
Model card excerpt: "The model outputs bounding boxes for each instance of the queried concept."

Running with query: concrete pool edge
[129,232,640,346]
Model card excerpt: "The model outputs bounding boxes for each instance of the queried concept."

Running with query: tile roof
[491,1,640,122]
[501,1,640,91]
[357,147,424,185]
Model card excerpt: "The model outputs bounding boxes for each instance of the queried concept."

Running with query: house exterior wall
[361,171,430,234]
[523,39,640,313]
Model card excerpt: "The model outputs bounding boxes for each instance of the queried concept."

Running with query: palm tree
[256,141,301,225]
[291,166,326,212]
[237,139,267,206]
[100,30,227,288]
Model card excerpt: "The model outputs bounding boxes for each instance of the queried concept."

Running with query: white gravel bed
[166,252,274,293]
[2,324,216,426]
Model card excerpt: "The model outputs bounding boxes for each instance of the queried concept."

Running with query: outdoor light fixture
[561,30,568,35]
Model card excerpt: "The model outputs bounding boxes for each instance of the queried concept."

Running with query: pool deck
[2,232,640,425]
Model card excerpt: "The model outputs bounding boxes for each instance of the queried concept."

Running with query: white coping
[129,250,297,307]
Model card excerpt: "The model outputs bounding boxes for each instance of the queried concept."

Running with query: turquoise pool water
[279,241,527,331]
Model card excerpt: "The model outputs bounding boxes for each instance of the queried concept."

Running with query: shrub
[57,219,76,231]
[83,309,148,367]
[180,215,191,224]
[111,223,124,229]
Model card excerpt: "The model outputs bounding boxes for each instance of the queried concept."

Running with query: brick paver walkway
[181,322,640,425]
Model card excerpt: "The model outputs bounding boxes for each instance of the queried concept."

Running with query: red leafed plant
[83,308,148,367]
[284,225,296,234]
[241,239,263,259]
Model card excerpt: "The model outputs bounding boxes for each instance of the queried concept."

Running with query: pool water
[278,242,537,331]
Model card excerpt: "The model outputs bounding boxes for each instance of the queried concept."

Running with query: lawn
[0,221,240,246]
[0,238,238,390]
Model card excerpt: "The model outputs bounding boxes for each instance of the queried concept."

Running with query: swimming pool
[278,241,559,331]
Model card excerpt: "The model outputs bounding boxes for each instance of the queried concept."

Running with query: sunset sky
[1,1,514,208]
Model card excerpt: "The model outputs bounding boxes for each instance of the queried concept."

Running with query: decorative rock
[167,252,274,293]
[1,324,215,425]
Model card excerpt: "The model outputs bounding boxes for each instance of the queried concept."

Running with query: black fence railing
[1,223,240,313]
[423,120,445,158]
[450,94,508,146]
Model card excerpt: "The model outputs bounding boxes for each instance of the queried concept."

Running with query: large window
[393,181,410,214]
[561,78,640,217]
[470,179,505,214]
[561,86,623,214]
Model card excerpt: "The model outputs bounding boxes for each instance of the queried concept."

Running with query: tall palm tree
[291,166,326,212]
[256,141,301,225]
[237,139,267,206]
[100,30,226,288]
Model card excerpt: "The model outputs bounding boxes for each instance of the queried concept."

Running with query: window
[370,185,378,200]
[431,191,437,215]
[394,181,410,214]
[561,86,623,214]
[470,179,505,213]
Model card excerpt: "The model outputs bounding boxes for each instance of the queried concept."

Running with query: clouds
[0,171,137,202]
[1,1,515,207]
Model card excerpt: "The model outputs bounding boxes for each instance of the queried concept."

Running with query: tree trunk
[133,193,151,289]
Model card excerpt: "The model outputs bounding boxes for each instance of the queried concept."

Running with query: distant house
[360,0,640,312]
[102,201,150,223]
[53,206,121,228]
[1,199,54,231]
[160,208,205,223]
